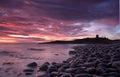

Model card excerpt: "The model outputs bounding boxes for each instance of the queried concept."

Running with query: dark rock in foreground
[38,74,50,77]
[25,72,33,75]
[27,62,38,68]
[39,62,50,71]
[23,69,34,72]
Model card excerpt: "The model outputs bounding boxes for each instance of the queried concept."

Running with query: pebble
[47,65,58,73]
[60,73,72,77]
[23,69,34,72]
[39,62,49,71]
[74,74,92,77]
[27,62,38,68]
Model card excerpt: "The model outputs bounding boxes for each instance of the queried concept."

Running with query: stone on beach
[111,61,120,71]
[96,67,106,75]
[47,65,58,73]
[86,67,96,74]
[58,67,65,72]
[25,72,33,75]
[27,62,38,68]
[50,72,58,77]
[23,69,34,72]
[39,62,50,71]
[65,68,76,73]
[38,73,50,77]
[69,51,76,55]
[83,62,96,67]
[75,67,86,74]
[108,72,120,77]
[60,73,72,77]
[74,74,92,77]
[54,63,63,68]
[23,68,35,76]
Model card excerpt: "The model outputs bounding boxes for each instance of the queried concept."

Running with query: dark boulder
[106,68,118,73]
[50,72,58,77]
[75,74,92,77]
[69,51,76,55]
[58,67,65,72]
[65,68,77,73]
[62,63,70,69]
[112,61,120,71]
[25,73,32,75]
[39,62,50,71]
[38,74,50,77]
[75,67,86,74]
[27,62,37,68]
[86,67,96,74]
[93,75,104,77]
[23,69,34,72]
[83,62,96,67]
[60,73,72,77]
[54,63,63,68]
[96,67,106,75]
[47,65,58,73]
[108,72,120,77]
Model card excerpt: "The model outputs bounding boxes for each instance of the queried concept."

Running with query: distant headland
[39,35,120,44]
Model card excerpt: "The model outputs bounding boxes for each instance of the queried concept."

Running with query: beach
[38,43,120,77]
[0,43,78,77]
[0,43,120,77]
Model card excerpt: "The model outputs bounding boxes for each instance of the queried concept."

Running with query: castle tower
[96,34,99,38]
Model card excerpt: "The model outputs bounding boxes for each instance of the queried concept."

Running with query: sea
[0,43,82,77]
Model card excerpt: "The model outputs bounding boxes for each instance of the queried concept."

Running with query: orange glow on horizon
[0,37,18,43]
[0,39,16,43]
[9,35,38,38]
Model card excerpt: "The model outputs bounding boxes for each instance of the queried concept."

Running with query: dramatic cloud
[31,0,118,20]
[0,0,119,43]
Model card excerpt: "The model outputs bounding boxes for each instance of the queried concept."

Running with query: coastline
[0,44,72,77]
[0,43,120,77]
[38,43,120,77]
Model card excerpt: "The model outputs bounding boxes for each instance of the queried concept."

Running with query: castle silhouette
[96,34,99,38]
[41,34,111,44]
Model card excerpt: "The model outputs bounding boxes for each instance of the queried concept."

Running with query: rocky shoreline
[24,44,120,77]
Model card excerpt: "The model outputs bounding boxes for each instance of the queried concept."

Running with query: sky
[0,0,119,43]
